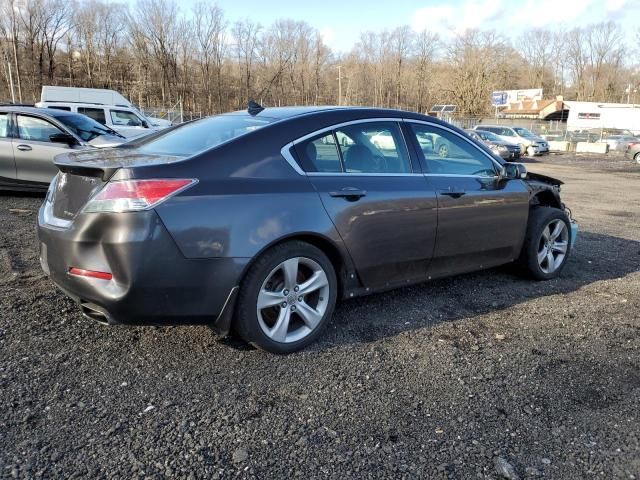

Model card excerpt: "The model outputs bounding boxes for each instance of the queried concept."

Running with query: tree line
[0,0,638,116]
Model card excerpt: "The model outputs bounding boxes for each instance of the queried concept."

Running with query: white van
[35,86,171,139]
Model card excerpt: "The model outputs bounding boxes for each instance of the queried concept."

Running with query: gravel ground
[1,153,639,479]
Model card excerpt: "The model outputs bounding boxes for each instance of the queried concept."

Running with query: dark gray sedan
[38,106,577,353]
[0,106,124,191]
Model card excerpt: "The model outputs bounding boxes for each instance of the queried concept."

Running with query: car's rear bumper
[37,206,249,330]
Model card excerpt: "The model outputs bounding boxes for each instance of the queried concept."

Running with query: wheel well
[531,190,561,209]
[242,234,348,297]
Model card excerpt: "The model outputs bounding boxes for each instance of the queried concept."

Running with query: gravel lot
[1,153,639,479]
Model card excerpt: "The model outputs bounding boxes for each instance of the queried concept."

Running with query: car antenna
[247,100,265,116]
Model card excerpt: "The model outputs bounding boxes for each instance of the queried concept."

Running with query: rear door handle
[16,144,32,151]
[329,188,367,201]
[440,189,466,199]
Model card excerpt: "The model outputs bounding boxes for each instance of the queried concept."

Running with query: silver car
[604,135,640,152]
[0,106,125,192]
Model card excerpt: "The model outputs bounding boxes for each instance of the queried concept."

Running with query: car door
[13,114,78,184]
[293,120,438,289]
[406,121,530,278]
[107,109,150,138]
[0,112,16,182]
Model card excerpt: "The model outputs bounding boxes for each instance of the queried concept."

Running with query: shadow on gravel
[315,230,640,350]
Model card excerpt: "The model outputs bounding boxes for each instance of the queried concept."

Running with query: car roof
[222,105,432,122]
[0,105,75,118]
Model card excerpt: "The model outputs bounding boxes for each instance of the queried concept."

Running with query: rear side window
[0,113,8,137]
[296,133,342,173]
[78,107,106,125]
[16,115,63,142]
[410,123,497,177]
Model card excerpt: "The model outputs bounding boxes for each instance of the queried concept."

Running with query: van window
[48,106,71,112]
[110,109,144,127]
[78,107,107,125]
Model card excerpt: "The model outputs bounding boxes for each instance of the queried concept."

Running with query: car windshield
[513,127,536,138]
[134,114,276,156]
[56,113,119,142]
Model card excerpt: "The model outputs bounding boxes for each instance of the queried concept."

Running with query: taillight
[68,267,113,280]
[83,179,197,213]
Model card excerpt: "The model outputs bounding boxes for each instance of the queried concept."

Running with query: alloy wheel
[438,144,449,157]
[537,219,569,274]
[256,257,330,344]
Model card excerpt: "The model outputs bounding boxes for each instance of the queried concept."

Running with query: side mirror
[49,133,77,146]
[141,120,149,128]
[502,162,527,180]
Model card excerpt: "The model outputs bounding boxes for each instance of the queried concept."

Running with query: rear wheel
[635,152,640,164]
[519,207,572,280]
[235,241,337,353]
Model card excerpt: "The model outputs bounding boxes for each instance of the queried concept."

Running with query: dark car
[0,107,125,191]
[38,106,578,353]
[465,129,521,160]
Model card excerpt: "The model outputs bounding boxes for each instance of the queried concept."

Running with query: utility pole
[337,65,342,106]
[7,58,15,104]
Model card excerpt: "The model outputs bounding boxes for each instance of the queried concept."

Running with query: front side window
[335,121,410,174]
[410,123,497,177]
[297,133,342,173]
[110,109,144,127]
[79,107,107,125]
[513,127,536,138]
[16,115,63,143]
[0,113,8,137]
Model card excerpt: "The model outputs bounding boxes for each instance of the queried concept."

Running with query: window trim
[404,119,503,178]
[282,117,420,177]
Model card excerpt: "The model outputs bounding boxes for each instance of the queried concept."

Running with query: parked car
[0,106,125,191]
[602,135,640,152]
[472,125,549,156]
[35,86,171,139]
[465,129,521,160]
[625,142,640,163]
[38,106,577,353]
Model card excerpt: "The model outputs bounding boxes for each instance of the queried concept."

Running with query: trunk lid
[49,148,183,222]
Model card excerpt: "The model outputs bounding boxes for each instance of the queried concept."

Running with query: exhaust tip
[80,302,111,325]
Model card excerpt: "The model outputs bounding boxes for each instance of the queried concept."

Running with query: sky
[132,0,640,52]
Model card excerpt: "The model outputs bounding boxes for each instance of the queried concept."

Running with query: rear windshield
[135,115,277,156]
[56,113,119,141]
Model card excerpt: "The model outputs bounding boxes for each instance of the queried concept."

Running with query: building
[501,98,568,121]
[564,101,640,134]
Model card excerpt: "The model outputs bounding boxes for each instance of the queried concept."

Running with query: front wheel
[235,241,338,353]
[519,207,572,280]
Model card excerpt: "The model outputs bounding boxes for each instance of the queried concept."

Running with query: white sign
[491,88,543,107]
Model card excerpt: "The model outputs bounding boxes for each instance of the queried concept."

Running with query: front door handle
[329,187,367,201]
[440,189,466,199]
[16,144,32,152]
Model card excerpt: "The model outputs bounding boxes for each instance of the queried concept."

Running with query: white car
[472,125,549,156]
[370,131,396,150]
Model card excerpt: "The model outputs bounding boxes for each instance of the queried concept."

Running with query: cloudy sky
[185,0,639,51]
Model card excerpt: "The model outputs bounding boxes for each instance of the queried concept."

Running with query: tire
[519,207,572,280]
[437,143,449,158]
[235,240,338,354]
[635,152,640,164]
